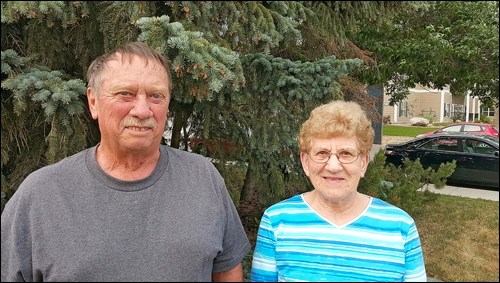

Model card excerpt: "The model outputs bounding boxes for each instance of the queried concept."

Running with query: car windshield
[482,135,499,145]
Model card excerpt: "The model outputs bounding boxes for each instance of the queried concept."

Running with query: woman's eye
[338,151,355,157]
[316,151,330,158]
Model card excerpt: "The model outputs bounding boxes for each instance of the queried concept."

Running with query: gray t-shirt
[1,145,251,282]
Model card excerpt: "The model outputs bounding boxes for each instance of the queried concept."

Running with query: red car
[416,122,499,138]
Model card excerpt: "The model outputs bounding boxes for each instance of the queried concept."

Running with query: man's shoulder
[161,145,211,163]
[5,148,90,208]
[38,148,89,173]
[26,149,89,184]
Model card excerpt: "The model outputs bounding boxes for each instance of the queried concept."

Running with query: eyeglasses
[307,149,360,164]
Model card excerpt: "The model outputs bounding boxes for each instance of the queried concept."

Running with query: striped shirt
[250,194,427,282]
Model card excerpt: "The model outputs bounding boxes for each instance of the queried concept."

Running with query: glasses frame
[307,150,360,164]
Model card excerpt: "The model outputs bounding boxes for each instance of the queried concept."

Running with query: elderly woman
[250,100,427,282]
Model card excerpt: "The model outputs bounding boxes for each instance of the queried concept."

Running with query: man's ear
[87,88,98,120]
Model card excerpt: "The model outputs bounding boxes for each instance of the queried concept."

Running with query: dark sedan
[384,133,499,189]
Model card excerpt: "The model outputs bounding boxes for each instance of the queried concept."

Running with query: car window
[474,140,497,155]
[419,137,459,151]
[419,140,436,150]
[463,125,482,132]
[462,139,476,153]
[483,135,500,144]
[441,125,462,132]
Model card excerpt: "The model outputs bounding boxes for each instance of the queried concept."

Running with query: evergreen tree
[1,49,88,209]
[5,1,475,212]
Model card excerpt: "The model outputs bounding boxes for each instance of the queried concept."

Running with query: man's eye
[149,93,167,103]
[118,91,133,97]
[150,93,164,99]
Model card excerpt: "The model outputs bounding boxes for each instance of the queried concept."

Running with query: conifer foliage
[3,1,494,212]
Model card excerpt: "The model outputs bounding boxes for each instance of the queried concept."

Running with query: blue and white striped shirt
[250,194,427,282]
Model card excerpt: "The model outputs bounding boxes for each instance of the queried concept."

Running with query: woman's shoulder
[263,194,307,214]
[368,197,414,221]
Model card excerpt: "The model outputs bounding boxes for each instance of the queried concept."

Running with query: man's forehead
[106,53,164,70]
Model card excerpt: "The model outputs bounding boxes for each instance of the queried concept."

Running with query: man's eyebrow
[108,84,168,93]
[147,86,169,93]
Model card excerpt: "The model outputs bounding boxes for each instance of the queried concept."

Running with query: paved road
[422,184,498,201]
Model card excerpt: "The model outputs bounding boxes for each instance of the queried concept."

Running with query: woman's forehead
[310,136,359,149]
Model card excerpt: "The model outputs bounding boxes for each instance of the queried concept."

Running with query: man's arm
[212,263,244,282]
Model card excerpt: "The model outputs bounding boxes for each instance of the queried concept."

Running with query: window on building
[451,104,465,121]
[398,101,408,117]
[443,103,451,117]
[481,107,495,117]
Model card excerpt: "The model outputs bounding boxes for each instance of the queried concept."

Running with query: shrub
[479,115,492,124]
[452,113,465,123]
[359,149,456,215]
[423,114,435,124]
[214,161,247,206]
[383,115,391,125]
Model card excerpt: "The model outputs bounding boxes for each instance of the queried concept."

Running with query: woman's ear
[360,154,369,178]
[300,152,310,177]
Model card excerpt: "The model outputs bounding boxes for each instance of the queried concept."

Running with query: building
[383,84,498,127]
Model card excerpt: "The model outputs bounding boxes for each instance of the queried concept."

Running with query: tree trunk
[170,101,194,149]
[239,157,260,205]
[237,157,263,240]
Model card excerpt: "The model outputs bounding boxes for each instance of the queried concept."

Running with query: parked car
[384,133,499,189]
[416,122,499,138]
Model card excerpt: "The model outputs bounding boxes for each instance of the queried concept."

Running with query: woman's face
[300,136,368,202]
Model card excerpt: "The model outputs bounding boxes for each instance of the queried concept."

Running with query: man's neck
[95,144,161,181]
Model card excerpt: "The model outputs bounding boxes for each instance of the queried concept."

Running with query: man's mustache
[121,118,156,129]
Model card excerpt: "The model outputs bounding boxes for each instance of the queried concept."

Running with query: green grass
[383,124,441,137]
[240,192,500,282]
[413,193,499,282]
[233,128,498,281]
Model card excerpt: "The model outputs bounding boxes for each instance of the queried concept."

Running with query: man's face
[87,54,170,153]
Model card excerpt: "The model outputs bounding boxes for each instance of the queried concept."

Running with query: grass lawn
[414,193,499,282]
[240,192,500,282]
[383,124,441,137]
[381,125,498,279]
[237,126,499,281]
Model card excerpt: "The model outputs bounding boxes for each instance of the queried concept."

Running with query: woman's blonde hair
[298,100,374,155]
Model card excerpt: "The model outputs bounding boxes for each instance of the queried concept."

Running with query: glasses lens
[311,150,330,163]
[337,150,358,163]
[309,150,359,164]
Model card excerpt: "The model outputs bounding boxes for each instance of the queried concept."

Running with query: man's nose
[130,95,153,119]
